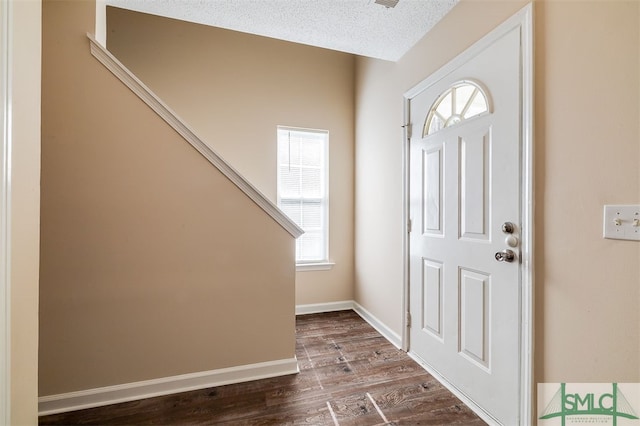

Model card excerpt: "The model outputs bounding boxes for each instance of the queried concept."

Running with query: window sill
[296,262,335,272]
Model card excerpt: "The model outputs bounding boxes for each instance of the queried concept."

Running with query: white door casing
[0,0,10,422]
[402,5,533,426]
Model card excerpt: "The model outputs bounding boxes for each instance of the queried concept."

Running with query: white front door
[407,17,528,425]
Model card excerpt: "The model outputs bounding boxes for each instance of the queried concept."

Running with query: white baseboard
[296,300,402,349]
[352,301,402,349]
[295,300,355,315]
[407,352,498,426]
[38,357,299,416]
[40,304,402,417]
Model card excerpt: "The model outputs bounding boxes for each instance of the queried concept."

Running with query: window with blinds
[277,127,329,263]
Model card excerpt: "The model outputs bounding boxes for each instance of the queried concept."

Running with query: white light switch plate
[603,204,640,241]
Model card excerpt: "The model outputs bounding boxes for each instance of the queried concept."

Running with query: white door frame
[0,0,11,422]
[401,4,534,424]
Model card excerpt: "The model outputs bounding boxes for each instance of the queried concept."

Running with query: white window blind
[277,127,328,263]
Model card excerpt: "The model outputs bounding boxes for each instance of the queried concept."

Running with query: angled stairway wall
[40,0,298,407]
[105,7,356,307]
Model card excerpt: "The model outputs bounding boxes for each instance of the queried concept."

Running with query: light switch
[603,204,640,241]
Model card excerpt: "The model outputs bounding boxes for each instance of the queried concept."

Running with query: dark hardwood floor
[40,310,485,425]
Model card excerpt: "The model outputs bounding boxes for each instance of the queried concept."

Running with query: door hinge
[406,311,411,328]
[407,218,412,233]
[402,123,412,139]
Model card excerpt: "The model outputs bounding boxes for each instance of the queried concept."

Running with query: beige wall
[106,8,355,306]
[40,0,296,396]
[534,0,639,382]
[355,0,640,387]
[9,0,41,423]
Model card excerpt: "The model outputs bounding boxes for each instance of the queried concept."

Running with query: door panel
[422,258,443,338]
[423,147,443,235]
[459,267,491,370]
[459,131,490,240]
[408,25,523,425]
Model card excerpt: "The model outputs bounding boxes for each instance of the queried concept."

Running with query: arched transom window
[423,81,490,136]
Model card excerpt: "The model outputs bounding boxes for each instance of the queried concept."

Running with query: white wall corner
[38,357,299,416]
[95,0,107,46]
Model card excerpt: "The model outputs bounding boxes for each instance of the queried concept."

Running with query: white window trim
[296,262,335,272]
[277,126,330,265]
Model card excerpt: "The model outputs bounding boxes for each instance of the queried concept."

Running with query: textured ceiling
[105,0,459,61]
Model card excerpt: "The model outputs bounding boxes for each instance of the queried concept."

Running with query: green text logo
[540,383,639,426]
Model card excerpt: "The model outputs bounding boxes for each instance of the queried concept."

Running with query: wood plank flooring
[39,310,486,425]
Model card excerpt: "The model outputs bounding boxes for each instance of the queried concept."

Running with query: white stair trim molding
[86,34,303,239]
[295,301,402,349]
[38,357,299,416]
